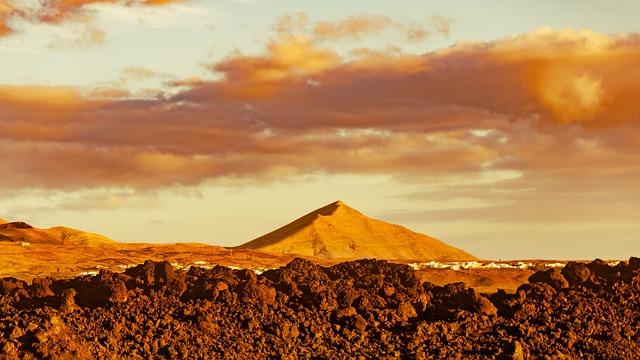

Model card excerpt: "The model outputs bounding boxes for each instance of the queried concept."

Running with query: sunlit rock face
[234,200,477,261]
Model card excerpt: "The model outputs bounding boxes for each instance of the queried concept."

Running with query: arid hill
[47,226,119,247]
[0,220,308,282]
[0,222,62,245]
[0,221,117,247]
[234,200,476,261]
[3,212,532,292]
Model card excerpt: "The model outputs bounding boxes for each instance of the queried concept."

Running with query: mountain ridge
[0,221,116,247]
[234,200,477,261]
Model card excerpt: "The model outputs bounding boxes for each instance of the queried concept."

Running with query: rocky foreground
[1,258,640,359]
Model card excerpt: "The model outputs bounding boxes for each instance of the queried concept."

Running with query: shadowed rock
[528,267,569,289]
[561,262,592,286]
[0,257,639,359]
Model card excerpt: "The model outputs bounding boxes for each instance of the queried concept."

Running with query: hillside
[0,219,306,281]
[234,200,477,261]
[46,226,118,247]
[0,221,62,244]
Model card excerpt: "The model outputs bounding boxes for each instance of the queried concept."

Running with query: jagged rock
[238,278,276,306]
[58,288,78,313]
[628,257,640,270]
[587,259,616,279]
[504,340,524,360]
[528,268,569,289]
[29,277,55,298]
[561,262,592,286]
[0,258,639,359]
[471,293,497,316]
[0,278,26,296]
[124,260,156,287]
[396,301,418,321]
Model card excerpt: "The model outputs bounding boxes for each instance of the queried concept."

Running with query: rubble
[1,257,639,359]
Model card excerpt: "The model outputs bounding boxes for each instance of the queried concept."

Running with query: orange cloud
[209,13,446,97]
[121,67,158,80]
[312,15,392,41]
[429,15,450,37]
[477,27,640,125]
[0,0,186,39]
[1,26,640,209]
[274,12,444,44]
[0,2,19,36]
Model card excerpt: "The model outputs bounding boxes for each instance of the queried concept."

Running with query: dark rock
[503,340,524,360]
[0,222,33,229]
[471,293,497,316]
[561,262,592,286]
[238,278,276,306]
[396,301,418,321]
[58,288,78,313]
[528,268,569,289]
[29,277,55,298]
[0,278,26,296]
[124,260,156,287]
[587,259,616,279]
[1,258,640,359]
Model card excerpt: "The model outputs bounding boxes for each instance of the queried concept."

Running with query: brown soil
[416,268,536,294]
[0,240,533,293]
[1,257,640,359]
[0,241,306,283]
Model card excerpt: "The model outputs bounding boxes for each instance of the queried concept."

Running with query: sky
[1,0,640,260]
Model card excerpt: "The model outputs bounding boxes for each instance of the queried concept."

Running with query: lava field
[1,257,640,359]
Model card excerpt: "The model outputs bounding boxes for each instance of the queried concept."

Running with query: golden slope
[46,226,118,247]
[0,221,117,246]
[0,222,62,244]
[0,218,7,224]
[234,200,477,261]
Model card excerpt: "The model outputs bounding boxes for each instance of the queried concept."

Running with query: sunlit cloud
[1,22,639,229]
[274,12,448,45]
[0,0,190,42]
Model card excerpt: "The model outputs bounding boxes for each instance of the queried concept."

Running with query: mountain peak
[234,201,477,261]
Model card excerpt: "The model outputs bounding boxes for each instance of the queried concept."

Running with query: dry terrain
[1,215,637,358]
[234,201,476,261]
[0,220,535,292]
[1,205,519,291]
[1,257,640,359]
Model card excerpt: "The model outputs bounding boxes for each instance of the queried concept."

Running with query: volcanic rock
[0,222,33,229]
[0,258,639,359]
[561,261,592,286]
[528,267,569,289]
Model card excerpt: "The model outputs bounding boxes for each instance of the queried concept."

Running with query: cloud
[429,15,450,37]
[274,12,446,44]
[0,2,19,36]
[121,66,158,80]
[2,24,640,220]
[0,0,187,40]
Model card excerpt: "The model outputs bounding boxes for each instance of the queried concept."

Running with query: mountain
[234,200,477,261]
[0,221,61,244]
[47,226,118,247]
[0,221,116,246]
